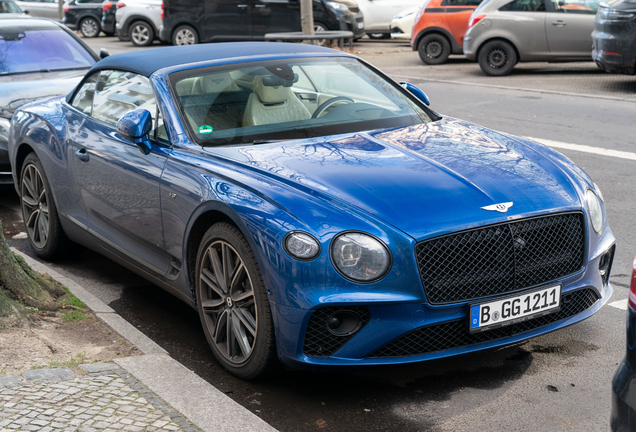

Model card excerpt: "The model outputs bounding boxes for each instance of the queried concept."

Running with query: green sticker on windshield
[198,125,214,134]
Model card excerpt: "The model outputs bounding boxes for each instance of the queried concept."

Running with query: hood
[0,69,85,119]
[207,119,582,241]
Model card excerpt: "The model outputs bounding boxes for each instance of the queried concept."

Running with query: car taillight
[103,2,113,11]
[161,2,164,20]
[629,256,636,311]
[468,14,485,28]
[63,5,69,12]
[117,2,125,8]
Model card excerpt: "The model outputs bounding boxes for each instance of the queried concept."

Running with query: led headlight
[325,0,349,14]
[331,232,391,282]
[585,189,603,234]
[284,232,320,261]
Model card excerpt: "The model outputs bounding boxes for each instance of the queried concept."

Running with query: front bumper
[462,35,477,60]
[592,46,636,75]
[275,241,616,370]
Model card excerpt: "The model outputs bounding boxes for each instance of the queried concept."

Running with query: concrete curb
[10,248,277,432]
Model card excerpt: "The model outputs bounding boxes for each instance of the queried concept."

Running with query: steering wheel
[311,96,355,119]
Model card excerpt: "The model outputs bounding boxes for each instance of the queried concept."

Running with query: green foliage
[48,352,88,367]
[62,309,87,322]
[61,288,85,308]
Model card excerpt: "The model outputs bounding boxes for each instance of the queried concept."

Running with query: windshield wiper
[252,139,282,145]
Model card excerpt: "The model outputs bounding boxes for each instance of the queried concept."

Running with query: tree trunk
[300,0,315,40]
[0,220,65,317]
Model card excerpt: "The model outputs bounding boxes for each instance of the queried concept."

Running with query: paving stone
[23,370,74,382]
[0,377,21,388]
[79,365,117,374]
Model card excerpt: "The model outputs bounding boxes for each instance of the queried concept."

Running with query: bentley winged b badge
[481,202,513,213]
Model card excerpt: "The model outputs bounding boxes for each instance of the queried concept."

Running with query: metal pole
[58,0,63,21]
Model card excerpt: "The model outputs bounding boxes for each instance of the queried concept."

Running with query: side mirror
[22,8,29,13]
[117,109,153,155]
[399,82,430,106]
[99,48,111,59]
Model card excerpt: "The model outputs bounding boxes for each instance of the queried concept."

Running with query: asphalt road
[1,36,635,431]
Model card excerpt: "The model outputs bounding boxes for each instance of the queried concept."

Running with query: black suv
[592,0,636,75]
[63,0,110,38]
[159,0,364,45]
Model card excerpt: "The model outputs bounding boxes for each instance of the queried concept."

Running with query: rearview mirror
[117,109,153,155]
[399,82,430,106]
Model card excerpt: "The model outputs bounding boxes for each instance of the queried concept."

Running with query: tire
[172,25,199,45]
[314,22,328,46]
[195,223,277,379]
[478,40,517,76]
[80,17,100,38]
[130,21,154,47]
[368,33,390,40]
[20,153,71,260]
[418,33,451,65]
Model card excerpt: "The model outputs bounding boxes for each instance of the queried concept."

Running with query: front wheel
[20,153,71,260]
[80,17,101,38]
[418,34,451,65]
[130,21,154,47]
[172,25,199,45]
[478,40,517,76]
[195,223,277,379]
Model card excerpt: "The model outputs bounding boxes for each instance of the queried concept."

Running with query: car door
[497,0,550,59]
[545,0,599,57]
[68,69,173,278]
[442,0,482,47]
[203,0,252,40]
[250,0,300,36]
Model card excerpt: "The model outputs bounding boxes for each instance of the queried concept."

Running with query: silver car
[463,0,601,75]
[14,0,61,19]
[115,0,162,46]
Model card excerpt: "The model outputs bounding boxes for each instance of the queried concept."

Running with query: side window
[92,70,156,126]
[155,107,169,143]
[441,0,482,6]
[551,0,599,13]
[499,0,545,11]
[71,73,98,114]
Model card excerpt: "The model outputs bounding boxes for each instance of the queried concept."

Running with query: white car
[356,0,423,38]
[390,5,419,40]
[115,0,162,47]
[14,0,60,19]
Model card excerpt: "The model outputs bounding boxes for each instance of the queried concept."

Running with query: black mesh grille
[303,306,371,357]
[368,288,598,358]
[416,213,585,305]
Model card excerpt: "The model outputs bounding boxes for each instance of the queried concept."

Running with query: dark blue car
[8,43,616,379]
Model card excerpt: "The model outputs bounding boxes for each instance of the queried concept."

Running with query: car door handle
[75,148,89,162]
[552,20,566,26]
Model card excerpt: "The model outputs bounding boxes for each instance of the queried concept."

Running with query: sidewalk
[1,250,277,432]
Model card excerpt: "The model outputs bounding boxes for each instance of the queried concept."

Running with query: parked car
[411,0,482,64]
[115,0,161,46]
[101,0,116,35]
[14,0,59,19]
[611,256,636,431]
[390,5,419,40]
[0,0,27,14]
[63,0,110,37]
[9,42,615,379]
[159,0,365,46]
[464,0,602,75]
[356,0,423,38]
[0,16,99,186]
[592,0,636,75]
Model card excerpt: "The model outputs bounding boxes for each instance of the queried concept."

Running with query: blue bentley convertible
[9,43,615,379]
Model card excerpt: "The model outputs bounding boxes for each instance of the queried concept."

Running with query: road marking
[527,137,636,162]
[609,299,628,310]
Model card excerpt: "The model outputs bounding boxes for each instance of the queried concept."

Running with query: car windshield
[0,26,95,75]
[0,1,21,13]
[170,57,436,146]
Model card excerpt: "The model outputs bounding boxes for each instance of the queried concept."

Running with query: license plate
[357,22,364,29]
[469,285,561,333]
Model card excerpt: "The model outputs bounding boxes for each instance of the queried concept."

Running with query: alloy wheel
[199,240,258,365]
[131,24,150,45]
[81,18,99,37]
[175,28,195,45]
[21,164,49,249]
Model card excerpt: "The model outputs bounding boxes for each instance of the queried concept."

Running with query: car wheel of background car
[418,34,451,65]
[478,40,517,76]
[20,153,71,260]
[172,25,199,45]
[130,21,154,47]
[368,33,391,39]
[314,22,328,46]
[80,17,101,38]
[195,223,277,379]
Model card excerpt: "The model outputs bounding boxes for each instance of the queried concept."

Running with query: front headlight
[325,0,349,14]
[331,232,391,282]
[284,232,320,261]
[585,189,603,234]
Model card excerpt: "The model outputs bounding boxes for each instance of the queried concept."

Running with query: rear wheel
[478,40,517,76]
[172,25,198,45]
[130,21,154,46]
[80,17,100,38]
[20,153,71,260]
[418,34,451,65]
[195,223,277,379]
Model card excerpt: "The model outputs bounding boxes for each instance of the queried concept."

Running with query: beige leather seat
[242,76,311,127]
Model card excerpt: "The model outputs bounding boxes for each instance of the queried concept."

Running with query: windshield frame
[167,56,441,147]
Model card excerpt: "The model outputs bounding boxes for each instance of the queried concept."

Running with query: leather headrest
[254,76,290,104]
[199,72,236,93]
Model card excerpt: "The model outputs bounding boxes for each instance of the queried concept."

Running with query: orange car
[411,0,483,64]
